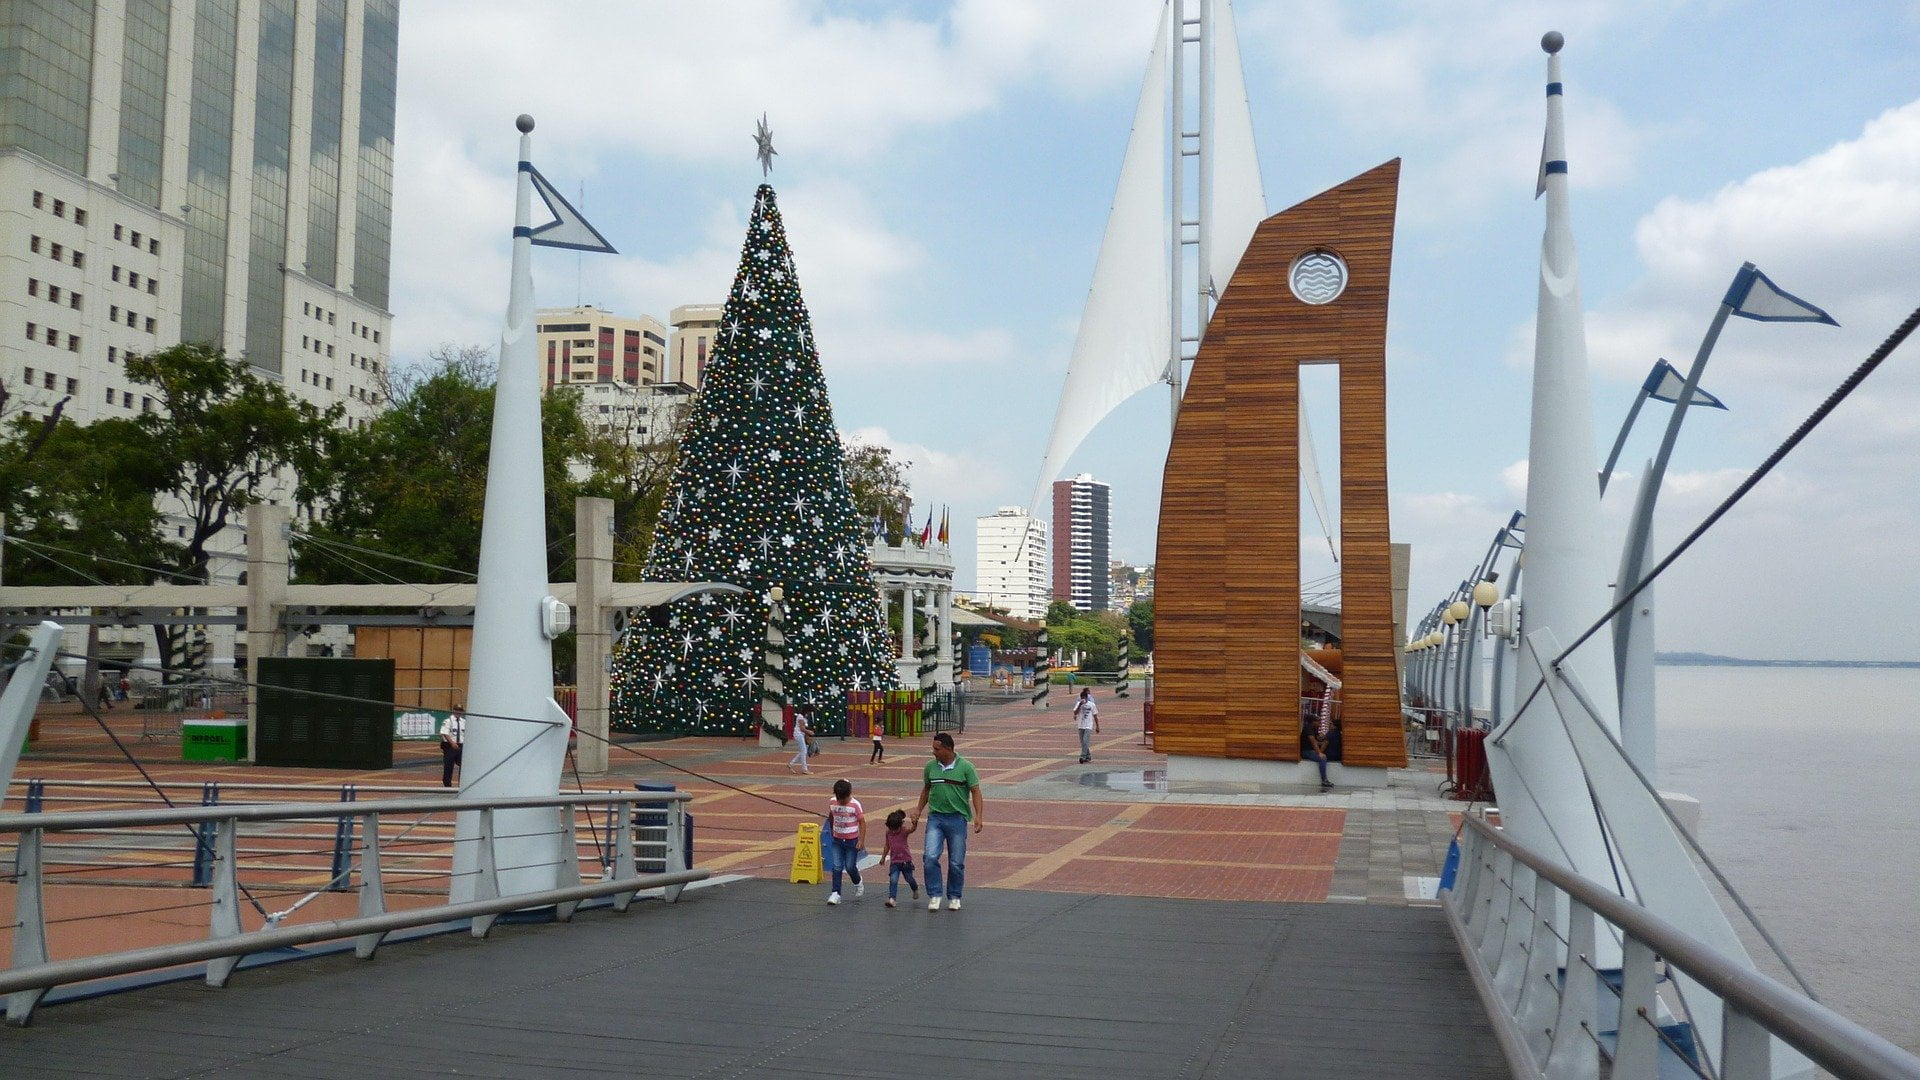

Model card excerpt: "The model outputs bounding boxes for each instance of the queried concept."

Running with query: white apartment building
[1,0,399,677]
[536,305,668,391]
[570,378,694,447]
[667,303,720,388]
[974,506,1049,621]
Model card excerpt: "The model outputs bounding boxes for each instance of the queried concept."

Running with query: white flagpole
[1484,33,1622,895]
[451,115,573,901]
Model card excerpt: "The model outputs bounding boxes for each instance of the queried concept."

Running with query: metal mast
[1168,0,1215,426]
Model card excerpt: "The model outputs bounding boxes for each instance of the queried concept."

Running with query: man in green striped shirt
[910,732,984,911]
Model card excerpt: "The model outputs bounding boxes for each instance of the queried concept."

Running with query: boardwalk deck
[0,878,1506,1079]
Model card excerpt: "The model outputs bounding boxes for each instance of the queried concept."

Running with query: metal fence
[137,681,249,740]
[1443,815,1920,1079]
[923,689,966,733]
[0,791,705,1026]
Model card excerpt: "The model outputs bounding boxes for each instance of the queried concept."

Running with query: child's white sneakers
[928,897,943,911]
[826,892,841,905]
[853,881,865,898]
[946,898,962,911]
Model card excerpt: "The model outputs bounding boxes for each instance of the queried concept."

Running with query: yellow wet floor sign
[790,821,822,884]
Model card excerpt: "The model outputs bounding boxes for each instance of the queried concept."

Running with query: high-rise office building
[974,506,1048,621]
[1051,473,1110,611]
[1,0,399,429]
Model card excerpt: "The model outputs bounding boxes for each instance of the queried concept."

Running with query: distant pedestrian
[881,809,919,908]
[439,707,465,788]
[96,679,114,711]
[1072,687,1100,763]
[869,722,885,764]
[1302,710,1333,790]
[911,732,984,912]
[824,779,865,906]
[117,676,131,702]
[788,710,813,774]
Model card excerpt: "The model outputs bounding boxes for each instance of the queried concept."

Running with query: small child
[825,779,865,905]
[881,809,919,909]
[869,722,884,764]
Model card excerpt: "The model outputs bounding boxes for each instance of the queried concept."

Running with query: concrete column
[86,0,127,182]
[244,503,290,762]
[897,586,913,659]
[574,497,612,774]
[936,584,954,683]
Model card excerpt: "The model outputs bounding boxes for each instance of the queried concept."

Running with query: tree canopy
[298,344,655,584]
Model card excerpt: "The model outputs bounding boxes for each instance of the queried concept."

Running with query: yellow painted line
[991,807,1137,889]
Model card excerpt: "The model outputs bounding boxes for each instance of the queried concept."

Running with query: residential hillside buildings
[974,506,1049,621]
[1051,473,1110,611]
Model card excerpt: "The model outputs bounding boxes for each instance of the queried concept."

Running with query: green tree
[0,413,174,587]
[843,440,910,544]
[1045,599,1079,627]
[126,344,345,583]
[302,344,649,584]
[1128,597,1155,656]
[98,345,344,673]
[610,183,896,737]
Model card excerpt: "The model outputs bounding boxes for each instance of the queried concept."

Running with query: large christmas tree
[611,185,896,737]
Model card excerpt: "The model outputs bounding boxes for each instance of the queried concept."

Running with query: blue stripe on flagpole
[512,226,533,238]
[1544,160,1569,175]
[517,161,533,172]
[1546,82,1563,96]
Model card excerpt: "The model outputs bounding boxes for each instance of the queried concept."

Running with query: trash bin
[631,782,692,874]
[183,719,248,762]
[1453,728,1493,802]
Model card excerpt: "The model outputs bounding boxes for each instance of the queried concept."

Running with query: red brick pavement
[0,688,1354,966]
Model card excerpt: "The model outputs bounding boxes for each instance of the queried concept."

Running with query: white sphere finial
[1542,31,1564,54]
[515,114,535,134]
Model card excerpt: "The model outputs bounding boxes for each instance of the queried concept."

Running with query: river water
[1656,664,1919,1053]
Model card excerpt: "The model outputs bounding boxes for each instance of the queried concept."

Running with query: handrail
[0,791,688,832]
[1445,815,1920,1079]
[2,790,705,1026]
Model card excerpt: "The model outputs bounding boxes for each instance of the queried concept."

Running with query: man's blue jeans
[922,812,968,899]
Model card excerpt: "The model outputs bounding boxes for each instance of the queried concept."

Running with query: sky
[390,1,1920,661]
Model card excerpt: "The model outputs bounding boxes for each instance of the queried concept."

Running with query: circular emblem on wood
[1288,249,1349,305]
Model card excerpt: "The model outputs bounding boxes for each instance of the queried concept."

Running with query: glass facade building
[2,0,398,382]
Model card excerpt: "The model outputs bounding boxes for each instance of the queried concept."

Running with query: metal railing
[137,680,248,739]
[1442,815,1920,1079]
[0,791,706,1026]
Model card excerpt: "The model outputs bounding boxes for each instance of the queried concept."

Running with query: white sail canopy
[1205,0,1266,298]
[1033,3,1171,510]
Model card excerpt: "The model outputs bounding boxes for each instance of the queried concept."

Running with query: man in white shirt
[1073,688,1100,764]
[439,708,465,788]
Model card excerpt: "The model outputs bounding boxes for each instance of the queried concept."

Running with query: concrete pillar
[574,497,613,774]
[897,586,913,659]
[936,585,954,683]
[245,504,290,762]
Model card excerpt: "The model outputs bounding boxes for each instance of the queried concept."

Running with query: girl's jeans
[888,861,919,899]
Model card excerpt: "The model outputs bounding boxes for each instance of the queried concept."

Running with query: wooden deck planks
[0,879,1508,1079]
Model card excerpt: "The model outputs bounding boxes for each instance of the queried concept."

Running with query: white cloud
[1242,0,1671,219]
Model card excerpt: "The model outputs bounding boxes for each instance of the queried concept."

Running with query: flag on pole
[870,513,885,543]
[918,511,934,547]
[937,507,949,546]
[1724,265,1837,325]
[520,164,617,253]
[1643,358,1728,410]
